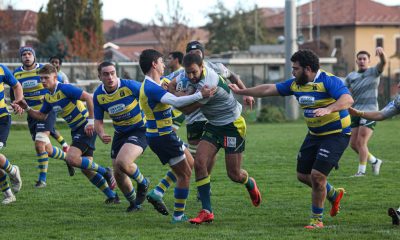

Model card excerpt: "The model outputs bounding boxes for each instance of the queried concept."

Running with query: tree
[105,19,145,41]
[205,1,267,54]
[152,0,195,54]
[36,30,68,58]
[36,0,104,61]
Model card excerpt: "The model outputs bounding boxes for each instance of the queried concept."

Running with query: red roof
[0,10,37,34]
[102,19,117,34]
[265,0,400,28]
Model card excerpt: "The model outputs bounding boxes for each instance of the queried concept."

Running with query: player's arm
[94,119,111,144]
[178,102,203,115]
[13,99,48,120]
[375,47,387,73]
[160,85,215,108]
[314,94,354,117]
[348,107,386,121]
[228,83,280,97]
[93,96,111,144]
[80,91,95,136]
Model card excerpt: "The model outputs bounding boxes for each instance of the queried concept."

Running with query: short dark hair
[139,49,163,75]
[290,49,320,72]
[38,64,57,75]
[169,51,184,64]
[182,53,203,68]
[97,61,115,74]
[49,56,63,65]
[356,50,370,59]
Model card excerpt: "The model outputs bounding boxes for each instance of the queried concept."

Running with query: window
[396,37,400,54]
[334,38,342,49]
[376,37,384,48]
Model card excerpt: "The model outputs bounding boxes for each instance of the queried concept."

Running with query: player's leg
[0,170,15,204]
[50,129,69,152]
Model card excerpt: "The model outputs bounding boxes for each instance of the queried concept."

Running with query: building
[264,0,400,79]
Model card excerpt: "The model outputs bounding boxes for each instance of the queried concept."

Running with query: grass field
[2,119,400,240]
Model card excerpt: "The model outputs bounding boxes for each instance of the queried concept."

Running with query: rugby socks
[196,176,212,212]
[154,170,177,197]
[243,172,255,190]
[56,135,67,147]
[37,152,49,182]
[0,174,10,192]
[89,173,115,198]
[124,189,136,203]
[358,163,367,174]
[48,146,66,160]
[80,157,107,175]
[132,167,148,186]
[311,205,324,221]
[1,159,16,175]
[173,188,189,218]
[326,182,337,202]
[368,152,378,164]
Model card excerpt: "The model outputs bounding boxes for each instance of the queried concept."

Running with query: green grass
[2,120,400,239]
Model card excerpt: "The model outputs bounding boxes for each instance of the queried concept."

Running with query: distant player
[0,64,23,204]
[345,47,386,176]
[94,61,149,211]
[348,81,400,225]
[13,47,72,187]
[230,49,352,229]
[14,64,118,204]
[139,49,214,223]
[49,56,69,84]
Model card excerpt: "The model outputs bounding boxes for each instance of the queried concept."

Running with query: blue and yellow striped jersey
[139,78,172,137]
[13,63,48,110]
[276,70,351,136]
[93,79,145,133]
[0,64,18,118]
[40,83,87,130]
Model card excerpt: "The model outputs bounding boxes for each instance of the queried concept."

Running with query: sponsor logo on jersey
[299,96,315,106]
[22,80,38,88]
[53,105,63,113]
[108,104,126,114]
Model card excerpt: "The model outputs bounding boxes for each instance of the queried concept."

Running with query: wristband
[25,106,32,111]
[360,111,365,117]
[87,118,94,125]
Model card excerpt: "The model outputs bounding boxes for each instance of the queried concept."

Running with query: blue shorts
[0,115,11,147]
[28,110,56,141]
[71,124,97,157]
[111,128,147,159]
[297,133,350,176]
[147,132,185,165]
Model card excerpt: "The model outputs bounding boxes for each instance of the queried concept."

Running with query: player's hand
[11,102,24,115]
[228,83,241,94]
[161,81,169,90]
[313,108,332,117]
[99,133,112,144]
[200,85,217,98]
[13,99,28,110]
[84,123,95,136]
[375,47,384,56]
[243,96,255,110]
[348,107,363,117]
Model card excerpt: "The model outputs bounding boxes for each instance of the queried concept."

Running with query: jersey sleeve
[61,84,84,100]
[39,99,52,114]
[148,82,168,102]
[125,79,142,97]
[93,92,104,120]
[324,76,350,100]
[275,79,294,96]
[2,65,18,87]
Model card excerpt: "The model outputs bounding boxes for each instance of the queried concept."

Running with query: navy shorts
[71,124,97,157]
[0,115,11,147]
[111,128,147,159]
[297,133,350,176]
[28,110,56,141]
[147,132,185,165]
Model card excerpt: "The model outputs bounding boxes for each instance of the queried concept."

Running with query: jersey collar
[101,78,121,95]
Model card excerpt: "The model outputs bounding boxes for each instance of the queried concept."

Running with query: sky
[6,0,400,27]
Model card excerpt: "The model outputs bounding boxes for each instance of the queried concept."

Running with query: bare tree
[152,0,195,54]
